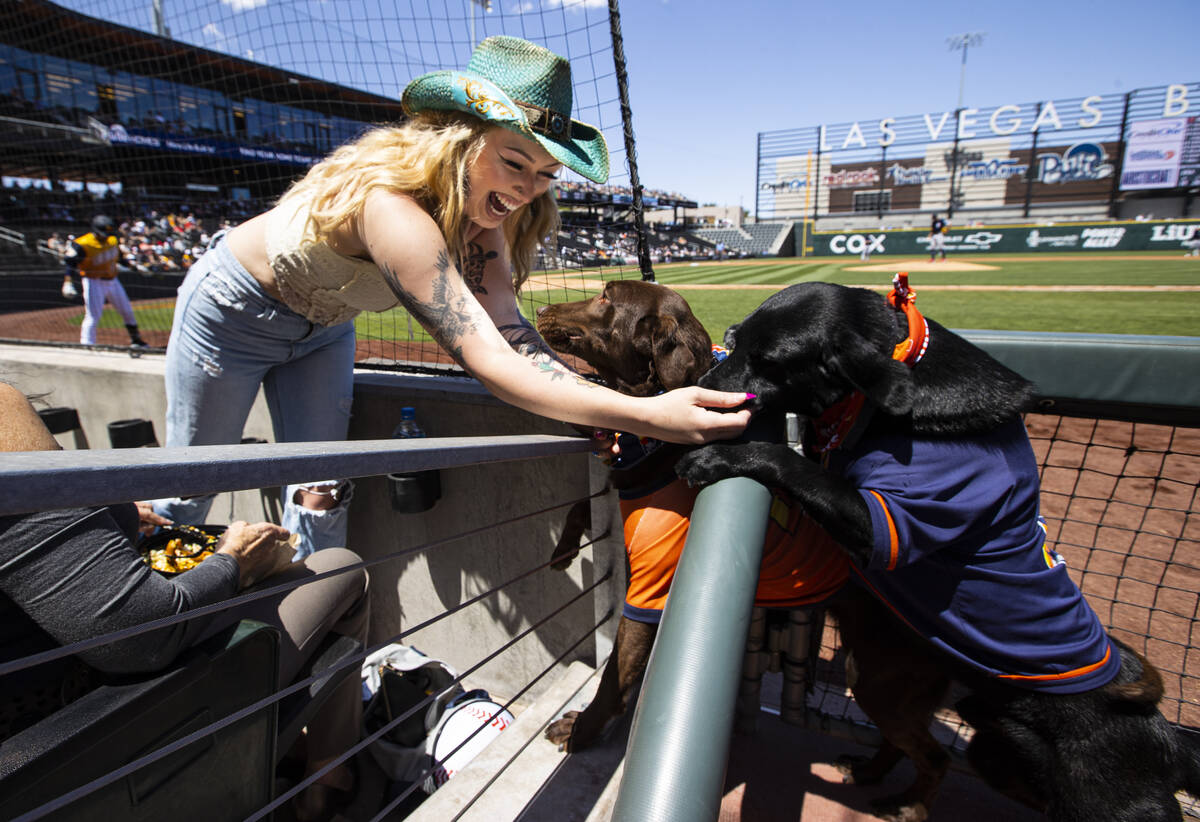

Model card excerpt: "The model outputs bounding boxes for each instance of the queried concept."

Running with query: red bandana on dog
[814,272,929,455]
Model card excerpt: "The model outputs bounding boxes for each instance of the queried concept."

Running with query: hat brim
[402,70,609,184]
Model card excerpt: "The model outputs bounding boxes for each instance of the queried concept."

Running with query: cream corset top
[264,200,399,326]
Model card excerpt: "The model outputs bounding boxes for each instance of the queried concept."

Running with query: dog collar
[613,346,731,463]
[886,272,929,366]
[813,273,929,455]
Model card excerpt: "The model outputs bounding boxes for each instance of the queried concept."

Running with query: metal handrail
[0,225,26,250]
[0,434,594,516]
[611,477,773,822]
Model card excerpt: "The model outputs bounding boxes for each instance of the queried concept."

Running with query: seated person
[0,382,368,820]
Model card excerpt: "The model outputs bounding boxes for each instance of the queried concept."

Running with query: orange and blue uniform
[827,418,1121,694]
[613,434,849,624]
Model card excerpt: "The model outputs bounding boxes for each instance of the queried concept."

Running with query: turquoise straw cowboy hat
[401,36,609,184]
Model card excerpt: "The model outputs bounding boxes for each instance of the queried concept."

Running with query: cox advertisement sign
[805,220,1200,256]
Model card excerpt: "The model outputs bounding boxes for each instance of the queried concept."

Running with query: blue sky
[614,0,1197,212]
[60,0,1199,214]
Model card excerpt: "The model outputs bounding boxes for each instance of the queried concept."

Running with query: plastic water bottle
[393,406,425,440]
[388,407,441,512]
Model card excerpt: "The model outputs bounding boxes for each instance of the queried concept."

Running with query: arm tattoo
[497,317,558,360]
[497,318,599,388]
[461,241,498,295]
[380,250,479,364]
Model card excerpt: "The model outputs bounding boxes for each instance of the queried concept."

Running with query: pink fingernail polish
[745,393,757,399]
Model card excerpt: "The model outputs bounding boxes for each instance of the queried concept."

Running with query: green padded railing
[964,331,1200,425]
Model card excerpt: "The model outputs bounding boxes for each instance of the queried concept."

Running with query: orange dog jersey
[620,477,850,623]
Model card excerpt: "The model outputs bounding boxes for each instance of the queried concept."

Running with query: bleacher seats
[694,222,793,257]
[37,406,89,449]
[0,621,280,821]
[0,618,364,821]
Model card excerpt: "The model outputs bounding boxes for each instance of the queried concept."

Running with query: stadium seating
[0,621,280,821]
[694,222,794,257]
[37,406,89,449]
[0,617,365,821]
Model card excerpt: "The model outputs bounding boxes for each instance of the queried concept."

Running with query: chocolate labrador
[675,277,1200,821]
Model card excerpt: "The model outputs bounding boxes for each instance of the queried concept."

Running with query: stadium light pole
[947,31,985,112]
[945,32,983,218]
[152,0,169,38]
[468,0,492,45]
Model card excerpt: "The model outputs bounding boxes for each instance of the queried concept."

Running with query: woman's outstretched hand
[639,387,753,445]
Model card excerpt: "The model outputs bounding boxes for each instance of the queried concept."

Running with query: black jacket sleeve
[0,506,240,674]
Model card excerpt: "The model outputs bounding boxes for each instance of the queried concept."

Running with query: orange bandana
[814,272,929,454]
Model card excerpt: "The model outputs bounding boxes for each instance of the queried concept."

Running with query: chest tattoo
[462,241,498,295]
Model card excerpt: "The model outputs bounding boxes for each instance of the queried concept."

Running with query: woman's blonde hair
[276,111,559,289]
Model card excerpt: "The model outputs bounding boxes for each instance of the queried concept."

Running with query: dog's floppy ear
[723,323,740,351]
[826,327,914,415]
[639,312,712,391]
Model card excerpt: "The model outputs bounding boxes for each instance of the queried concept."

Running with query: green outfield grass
[649,255,1200,288]
[91,255,1200,340]
[70,302,176,330]
[526,256,1200,339]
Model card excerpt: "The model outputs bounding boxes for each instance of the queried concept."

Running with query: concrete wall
[0,344,622,707]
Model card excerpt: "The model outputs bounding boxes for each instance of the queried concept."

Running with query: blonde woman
[155,37,751,557]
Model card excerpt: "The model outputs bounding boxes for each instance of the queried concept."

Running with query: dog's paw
[545,711,581,751]
[834,754,886,785]
[549,540,581,571]
[869,796,930,822]
[675,444,742,487]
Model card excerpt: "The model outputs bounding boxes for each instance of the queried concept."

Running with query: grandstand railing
[0,225,26,251]
[0,431,602,820]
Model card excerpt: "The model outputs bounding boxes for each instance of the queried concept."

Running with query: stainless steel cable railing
[0,434,608,821]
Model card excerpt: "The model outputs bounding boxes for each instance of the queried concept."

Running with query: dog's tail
[1176,726,1200,799]
[1103,641,1163,710]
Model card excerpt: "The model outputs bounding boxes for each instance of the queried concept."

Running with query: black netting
[0,0,682,361]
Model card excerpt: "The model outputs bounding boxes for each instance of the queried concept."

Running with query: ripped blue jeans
[153,238,357,559]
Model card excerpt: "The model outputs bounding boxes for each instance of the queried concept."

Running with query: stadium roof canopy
[2,0,403,123]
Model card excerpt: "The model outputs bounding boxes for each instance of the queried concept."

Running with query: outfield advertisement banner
[803,220,1200,257]
[1120,119,1188,190]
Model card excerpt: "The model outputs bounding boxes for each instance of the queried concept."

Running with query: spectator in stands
[0,382,369,819]
[54,230,80,298]
[929,212,949,262]
[62,215,148,347]
[152,36,750,558]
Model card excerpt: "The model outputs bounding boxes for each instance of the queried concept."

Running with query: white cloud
[202,22,223,39]
[503,0,607,10]
[222,0,269,11]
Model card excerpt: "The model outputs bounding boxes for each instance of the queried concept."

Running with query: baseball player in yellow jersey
[63,215,147,347]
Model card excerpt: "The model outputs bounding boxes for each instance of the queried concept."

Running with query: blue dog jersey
[826,418,1120,694]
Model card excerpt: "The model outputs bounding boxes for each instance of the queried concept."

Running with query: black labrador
[676,278,1200,822]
